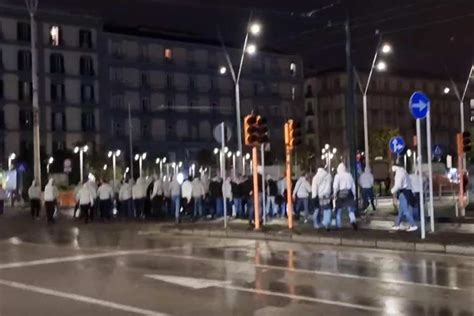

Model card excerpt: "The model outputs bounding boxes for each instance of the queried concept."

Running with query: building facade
[304,70,469,161]
[0,5,304,171]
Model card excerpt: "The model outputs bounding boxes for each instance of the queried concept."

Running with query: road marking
[0,247,183,270]
[145,274,383,313]
[0,279,168,316]
[145,252,469,292]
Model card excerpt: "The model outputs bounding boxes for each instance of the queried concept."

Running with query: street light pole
[26,0,41,187]
[74,146,88,183]
[108,150,121,189]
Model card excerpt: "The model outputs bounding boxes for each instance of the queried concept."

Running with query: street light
[134,152,146,177]
[219,66,227,75]
[74,145,88,182]
[46,156,54,174]
[355,39,393,169]
[8,153,16,170]
[322,145,337,172]
[443,86,451,94]
[218,17,263,155]
[107,149,121,188]
[155,157,167,177]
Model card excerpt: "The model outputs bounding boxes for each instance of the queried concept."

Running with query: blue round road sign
[389,136,406,155]
[409,91,430,119]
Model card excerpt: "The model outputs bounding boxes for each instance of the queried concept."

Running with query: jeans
[321,209,333,228]
[30,199,41,218]
[313,208,321,228]
[395,193,416,227]
[45,201,56,223]
[215,198,223,217]
[134,198,145,218]
[193,197,203,218]
[99,199,112,219]
[295,197,309,220]
[171,195,181,221]
[335,207,356,228]
[233,198,243,218]
[266,196,277,217]
[362,188,376,211]
[80,203,91,223]
[122,199,133,218]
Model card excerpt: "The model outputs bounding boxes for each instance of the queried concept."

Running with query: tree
[369,128,399,160]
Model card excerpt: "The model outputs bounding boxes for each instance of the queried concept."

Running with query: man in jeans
[359,167,376,214]
[169,175,181,223]
[333,163,357,230]
[391,164,418,232]
[311,165,332,230]
[292,174,311,222]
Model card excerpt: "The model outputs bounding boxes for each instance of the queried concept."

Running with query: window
[79,29,92,48]
[164,48,173,61]
[254,83,259,96]
[305,85,313,98]
[166,74,173,88]
[111,41,123,58]
[81,85,95,103]
[18,50,32,71]
[49,26,61,46]
[141,72,149,86]
[50,53,64,74]
[80,56,94,76]
[19,110,33,130]
[81,112,95,131]
[50,83,65,102]
[53,141,65,151]
[18,80,32,101]
[51,112,66,131]
[290,62,296,76]
[141,122,150,138]
[210,78,216,91]
[140,45,149,61]
[110,68,123,81]
[166,98,173,108]
[112,119,122,137]
[189,77,196,90]
[112,95,124,109]
[17,22,30,42]
[141,98,150,111]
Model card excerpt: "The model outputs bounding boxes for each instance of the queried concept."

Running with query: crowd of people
[22,160,422,232]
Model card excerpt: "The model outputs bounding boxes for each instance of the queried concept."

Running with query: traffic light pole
[457,133,466,217]
[284,122,294,230]
[252,146,260,230]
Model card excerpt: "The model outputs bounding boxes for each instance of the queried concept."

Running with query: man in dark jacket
[209,176,223,218]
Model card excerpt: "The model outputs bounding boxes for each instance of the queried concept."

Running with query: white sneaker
[406,225,418,232]
[391,225,401,231]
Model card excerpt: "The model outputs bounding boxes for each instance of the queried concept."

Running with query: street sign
[389,136,406,155]
[409,91,430,119]
[433,145,443,157]
[213,123,232,143]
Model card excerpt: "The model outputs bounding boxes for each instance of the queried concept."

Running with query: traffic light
[256,116,269,144]
[286,119,302,149]
[463,131,471,153]
[244,114,258,146]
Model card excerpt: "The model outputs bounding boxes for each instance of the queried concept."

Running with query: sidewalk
[141,219,474,256]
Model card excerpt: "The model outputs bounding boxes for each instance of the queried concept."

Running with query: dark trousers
[99,199,112,220]
[30,199,41,218]
[0,200,4,215]
[81,203,92,223]
[73,202,80,218]
[45,201,56,223]
[362,188,376,211]
[152,195,163,217]
[134,198,145,218]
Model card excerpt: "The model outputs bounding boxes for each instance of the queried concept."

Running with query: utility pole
[26,0,41,188]
[128,103,134,180]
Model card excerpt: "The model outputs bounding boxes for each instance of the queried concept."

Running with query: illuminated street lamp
[74,145,88,182]
[107,149,121,188]
[155,157,167,177]
[8,153,16,170]
[134,152,147,177]
[46,156,54,174]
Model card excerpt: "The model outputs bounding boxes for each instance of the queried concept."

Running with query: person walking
[266,175,278,220]
[73,181,82,219]
[44,178,59,224]
[133,177,146,219]
[359,167,376,214]
[181,176,193,218]
[28,180,41,220]
[162,176,171,218]
[87,179,98,221]
[276,176,287,217]
[76,181,94,224]
[292,174,311,222]
[97,179,114,220]
[391,164,418,232]
[409,168,422,222]
[223,176,233,218]
[151,176,164,218]
[311,165,333,230]
[191,176,205,220]
[333,163,357,230]
[169,175,181,223]
[231,176,243,218]
[209,176,223,218]
[119,179,133,219]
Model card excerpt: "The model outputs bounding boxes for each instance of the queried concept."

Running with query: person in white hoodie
[333,163,357,230]
[391,164,418,232]
[181,177,193,217]
[76,180,95,224]
[119,179,133,219]
[44,178,59,223]
[359,167,376,213]
[311,165,333,230]
[133,177,146,219]
[97,179,114,220]
[169,176,181,223]
[28,180,41,219]
[191,177,205,219]
[223,176,233,217]
[292,174,311,222]
[151,175,164,217]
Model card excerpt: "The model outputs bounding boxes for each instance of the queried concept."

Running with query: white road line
[144,252,469,292]
[0,279,168,316]
[0,247,183,270]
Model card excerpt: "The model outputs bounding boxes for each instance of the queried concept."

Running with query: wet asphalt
[0,211,473,316]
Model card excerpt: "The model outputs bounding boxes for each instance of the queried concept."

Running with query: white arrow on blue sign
[389,136,406,155]
[409,91,430,119]
[433,145,443,156]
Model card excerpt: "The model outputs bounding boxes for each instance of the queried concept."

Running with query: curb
[143,228,472,256]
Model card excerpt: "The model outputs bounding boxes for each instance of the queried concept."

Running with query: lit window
[50,26,60,46]
[290,62,296,76]
[164,48,173,61]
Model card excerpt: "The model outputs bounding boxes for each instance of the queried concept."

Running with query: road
[0,216,473,315]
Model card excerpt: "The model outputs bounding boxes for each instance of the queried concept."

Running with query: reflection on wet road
[0,220,472,315]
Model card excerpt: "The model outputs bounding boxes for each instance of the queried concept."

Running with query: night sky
[3,0,473,79]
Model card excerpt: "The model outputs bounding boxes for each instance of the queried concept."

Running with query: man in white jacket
[391,164,418,232]
[28,180,41,220]
[119,179,133,218]
[292,174,311,222]
[359,167,376,213]
[44,178,59,223]
[311,166,333,230]
[97,179,114,220]
[333,163,357,230]
[191,177,205,219]
[169,176,181,223]
[76,181,94,224]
